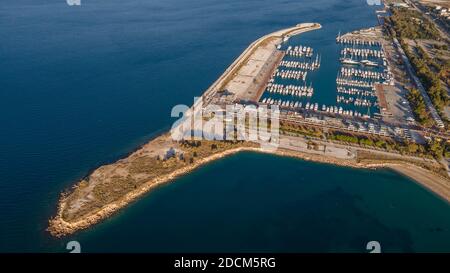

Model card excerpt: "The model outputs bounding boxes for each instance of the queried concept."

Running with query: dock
[202,23,322,105]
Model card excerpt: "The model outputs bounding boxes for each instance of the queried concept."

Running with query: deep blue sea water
[1,0,449,252]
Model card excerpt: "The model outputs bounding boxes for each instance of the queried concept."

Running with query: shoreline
[202,22,321,104]
[388,164,450,203]
[48,144,449,237]
[48,22,325,238]
[47,21,450,238]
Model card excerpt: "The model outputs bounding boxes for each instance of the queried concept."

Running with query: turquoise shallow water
[1,0,449,252]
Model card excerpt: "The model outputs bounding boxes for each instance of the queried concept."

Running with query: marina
[337,87,376,97]
[254,25,413,125]
[336,77,375,88]
[255,26,399,122]
[4,0,450,255]
[273,69,308,81]
[339,67,386,81]
[336,32,381,46]
[256,39,373,118]
[258,38,321,111]
[333,28,396,119]
[279,58,320,70]
[285,45,314,58]
[341,47,384,59]
[249,26,424,141]
[264,83,314,97]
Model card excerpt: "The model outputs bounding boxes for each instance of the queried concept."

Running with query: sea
[0,0,449,252]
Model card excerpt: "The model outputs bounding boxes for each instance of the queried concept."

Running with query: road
[280,134,438,163]
[392,37,445,128]
[278,109,450,141]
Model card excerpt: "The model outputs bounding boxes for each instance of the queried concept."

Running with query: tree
[375,140,386,149]
[428,140,444,159]
[407,142,419,153]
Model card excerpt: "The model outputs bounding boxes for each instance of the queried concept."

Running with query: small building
[392,2,409,8]
[164,147,176,160]
[305,116,325,124]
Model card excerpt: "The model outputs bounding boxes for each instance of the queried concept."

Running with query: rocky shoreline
[48,143,449,237]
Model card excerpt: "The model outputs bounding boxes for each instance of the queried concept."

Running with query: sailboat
[360,59,378,67]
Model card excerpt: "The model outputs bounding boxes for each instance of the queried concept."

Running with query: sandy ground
[389,163,450,201]
[48,137,450,237]
[203,23,321,105]
[47,22,449,237]
[419,0,450,9]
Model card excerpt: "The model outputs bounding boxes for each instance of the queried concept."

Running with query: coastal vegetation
[49,21,450,239]
[280,120,448,160]
[388,8,440,40]
[402,42,449,114]
[60,136,254,222]
[327,131,448,160]
[406,88,433,125]
[280,122,323,138]
[386,7,449,124]
[357,150,448,178]
[51,129,449,236]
